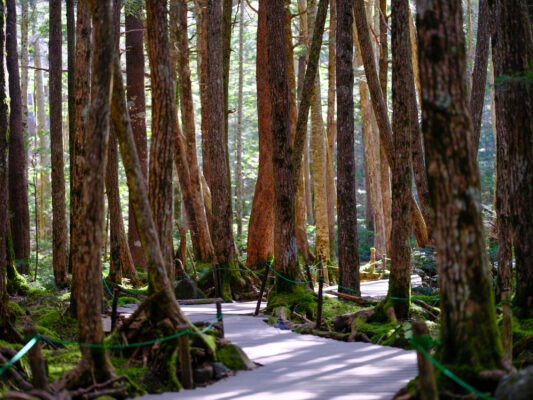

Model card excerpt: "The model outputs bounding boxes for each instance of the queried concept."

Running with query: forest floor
[138,286,418,400]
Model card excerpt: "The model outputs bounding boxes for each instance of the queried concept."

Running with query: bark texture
[388,0,412,320]
[247,0,274,268]
[416,0,502,379]
[336,0,359,293]
[49,0,68,287]
[146,0,175,280]
[125,7,148,270]
[490,0,533,317]
[67,0,116,387]
[6,0,30,274]
[266,0,299,293]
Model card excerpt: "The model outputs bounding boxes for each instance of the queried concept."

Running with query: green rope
[268,264,313,285]
[410,337,496,400]
[0,314,223,376]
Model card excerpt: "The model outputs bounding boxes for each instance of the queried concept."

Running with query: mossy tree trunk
[336,0,360,294]
[416,0,503,383]
[490,0,533,318]
[67,0,116,388]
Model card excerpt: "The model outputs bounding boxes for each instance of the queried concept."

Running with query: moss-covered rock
[495,366,533,400]
[266,286,317,318]
[216,344,255,371]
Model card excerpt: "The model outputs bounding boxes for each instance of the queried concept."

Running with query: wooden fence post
[24,327,48,390]
[177,325,194,389]
[305,264,314,290]
[316,257,324,329]
[412,320,438,400]
[111,288,119,332]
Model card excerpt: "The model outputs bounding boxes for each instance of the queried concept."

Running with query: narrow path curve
[138,278,420,400]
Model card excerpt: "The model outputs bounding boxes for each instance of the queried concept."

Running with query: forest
[0,0,532,399]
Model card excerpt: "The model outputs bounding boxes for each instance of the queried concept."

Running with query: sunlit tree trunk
[49,0,68,287]
[235,1,244,238]
[416,0,502,383]
[67,0,116,387]
[146,0,176,281]
[247,0,274,269]
[125,6,148,271]
[20,0,29,141]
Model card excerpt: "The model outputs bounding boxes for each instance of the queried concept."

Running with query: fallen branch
[325,290,374,305]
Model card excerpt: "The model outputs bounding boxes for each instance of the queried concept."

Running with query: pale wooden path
[137,277,420,400]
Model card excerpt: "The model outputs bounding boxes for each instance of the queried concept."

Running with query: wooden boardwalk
[137,278,419,400]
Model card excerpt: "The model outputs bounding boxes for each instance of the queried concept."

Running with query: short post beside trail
[411,320,438,400]
[316,257,324,330]
[177,324,194,389]
[216,300,224,338]
[255,261,271,316]
[215,263,223,299]
[305,264,314,290]
[24,327,48,390]
[111,288,119,332]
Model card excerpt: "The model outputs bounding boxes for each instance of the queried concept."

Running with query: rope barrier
[0,314,223,377]
[410,337,496,400]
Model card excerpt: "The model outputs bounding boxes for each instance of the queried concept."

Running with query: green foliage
[42,346,81,381]
[267,286,317,318]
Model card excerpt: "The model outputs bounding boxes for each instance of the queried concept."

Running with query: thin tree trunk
[125,7,148,271]
[469,0,490,153]
[66,0,116,387]
[49,0,68,287]
[266,0,299,293]
[337,0,359,294]
[174,0,214,262]
[326,0,337,260]
[236,1,244,238]
[416,0,503,382]
[354,0,429,248]
[6,0,30,274]
[491,0,533,318]
[69,0,91,317]
[67,0,75,266]
[146,0,176,281]
[20,0,29,140]
[0,0,9,327]
[247,0,274,269]
[387,0,412,320]
[466,0,473,93]
[207,0,238,297]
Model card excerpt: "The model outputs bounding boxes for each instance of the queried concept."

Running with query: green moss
[167,347,183,390]
[37,326,60,341]
[118,296,139,304]
[42,346,81,381]
[266,286,317,318]
[216,344,252,370]
[512,316,533,342]
[8,301,25,318]
[6,263,31,295]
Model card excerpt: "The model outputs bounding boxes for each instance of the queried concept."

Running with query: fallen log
[325,290,374,305]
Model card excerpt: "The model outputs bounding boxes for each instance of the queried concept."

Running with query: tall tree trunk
[67,0,116,387]
[236,1,244,238]
[416,0,503,383]
[146,0,175,281]
[0,0,9,328]
[309,0,331,264]
[266,0,299,293]
[125,6,148,271]
[20,0,29,141]
[490,0,533,318]
[69,0,91,317]
[67,0,75,263]
[222,0,233,149]
[106,0,136,285]
[469,0,490,153]
[174,0,214,262]
[247,0,274,269]
[326,0,337,260]
[387,0,412,320]
[354,0,429,247]
[207,0,238,297]
[49,0,68,287]
[6,0,30,274]
[354,19,386,259]
[337,0,359,293]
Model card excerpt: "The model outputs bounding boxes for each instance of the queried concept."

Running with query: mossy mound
[216,344,255,371]
[266,286,317,318]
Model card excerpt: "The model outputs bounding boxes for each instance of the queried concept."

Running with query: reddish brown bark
[146,0,175,280]
[416,0,502,379]
[337,0,359,293]
[49,0,68,287]
[247,1,274,268]
[67,0,116,387]
[6,0,30,274]
[266,0,299,293]
[491,0,533,317]
[125,7,148,270]
[174,0,214,262]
